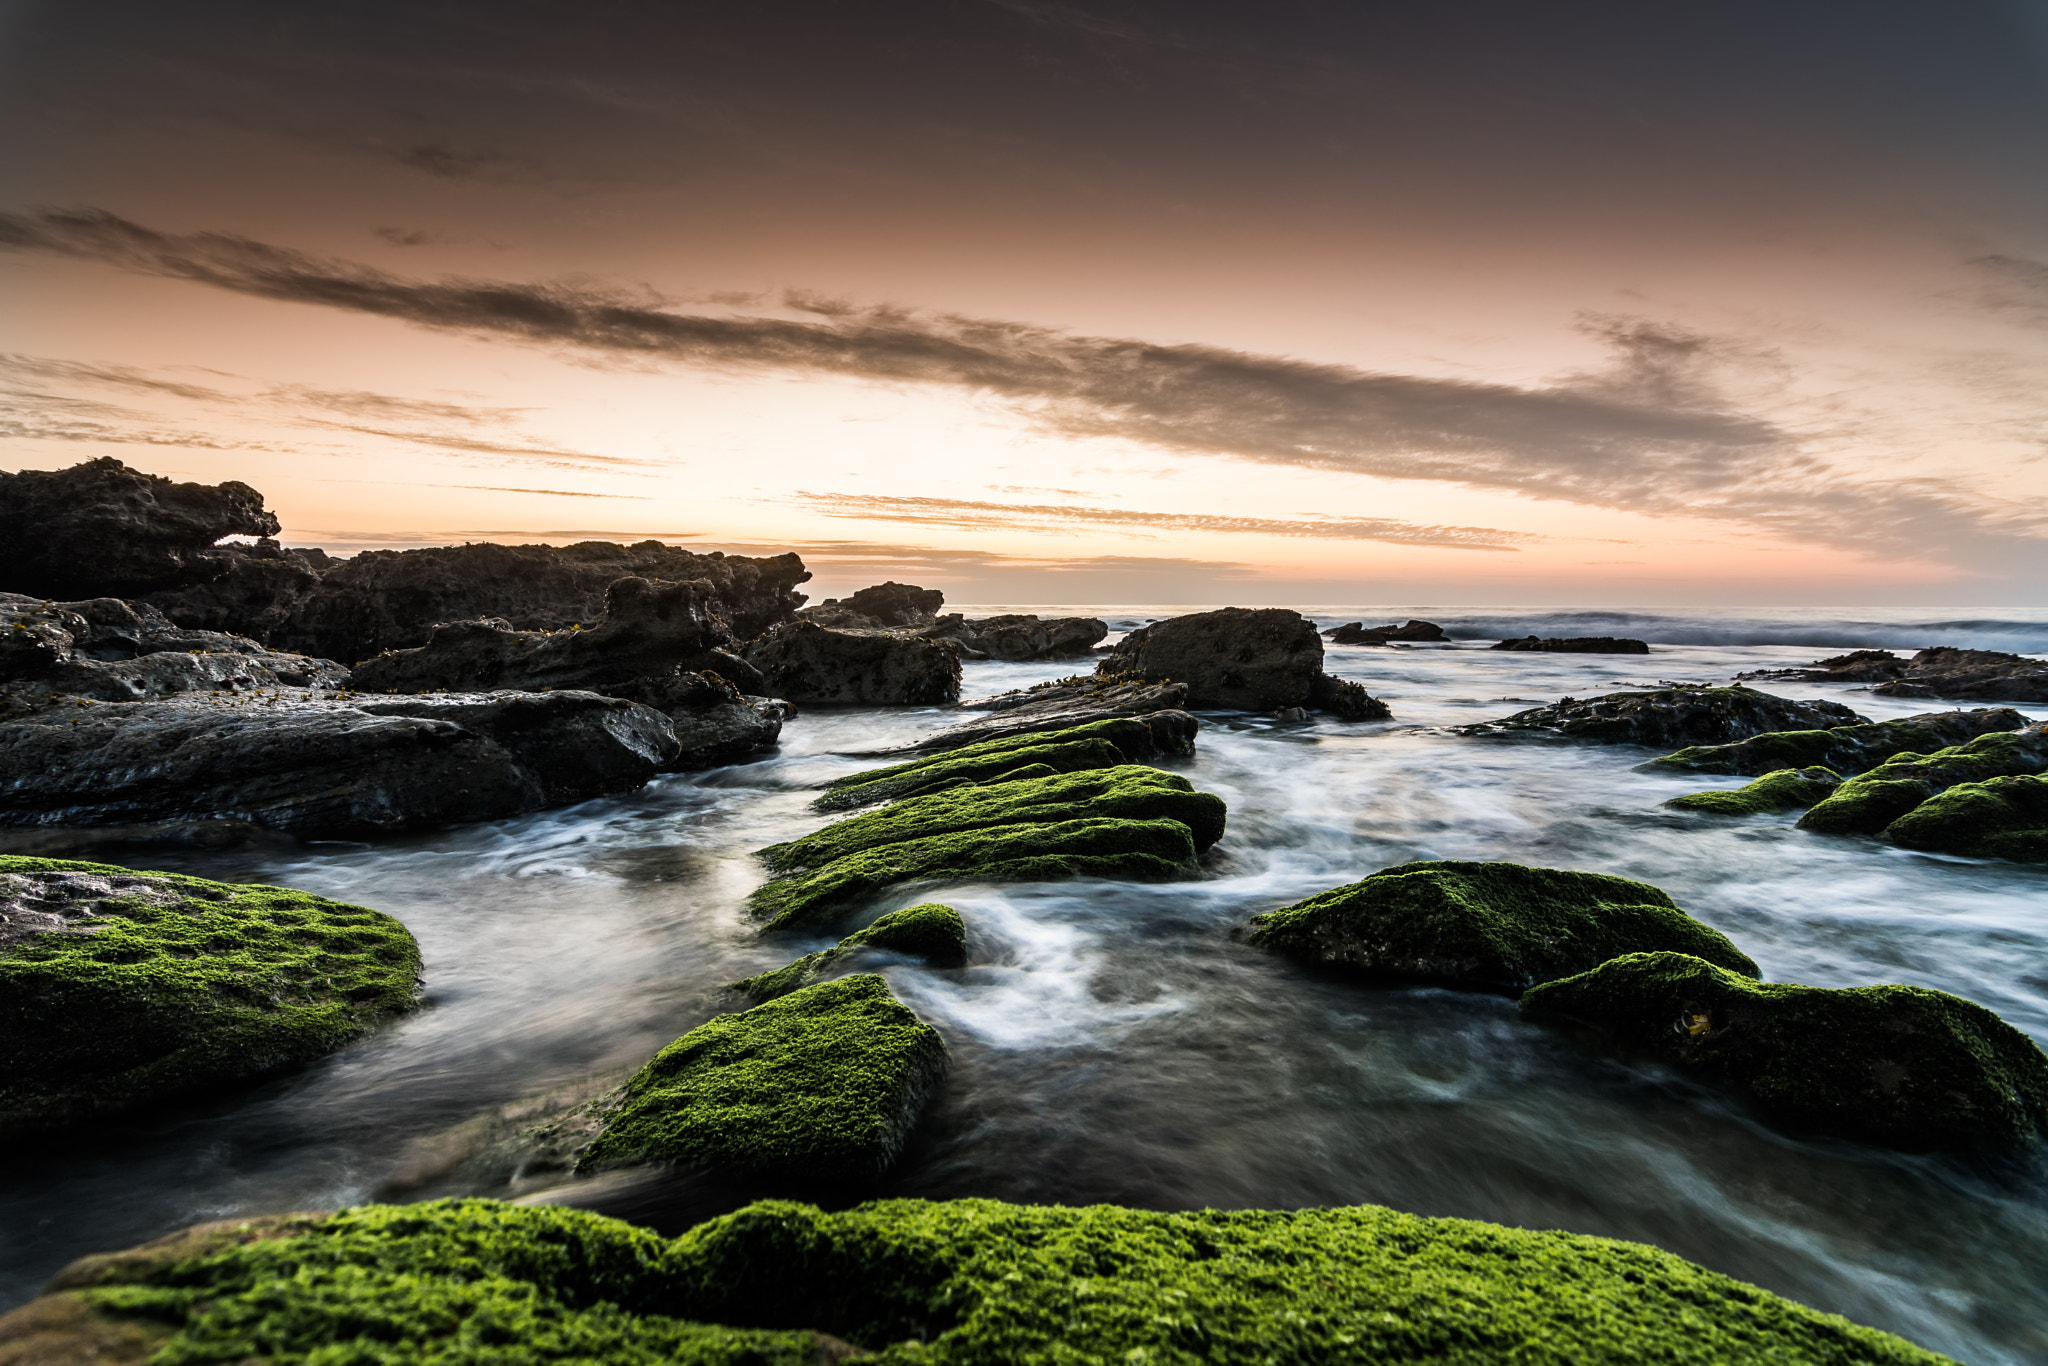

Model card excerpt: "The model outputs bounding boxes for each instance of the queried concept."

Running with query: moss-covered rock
[1244,860,1757,996]
[1521,952,2048,1153]
[1885,773,2048,861]
[729,903,968,1003]
[0,856,422,1136]
[1640,708,2027,777]
[764,765,1226,875]
[1796,728,2048,836]
[4,1195,1954,1364]
[815,715,1187,811]
[577,975,947,1180]
[1665,766,1843,816]
[1458,685,1864,748]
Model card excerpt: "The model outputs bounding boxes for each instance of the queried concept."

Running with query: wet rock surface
[1886,773,2048,861]
[742,620,962,706]
[920,612,1108,660]
[1745,647,2048,703]
[728,902,968,1003]
[2,594,347,706]
[1460,685,1865,748]
[796,580,944,629]
[926,676,1191,750]
[820,714,1200,811]
[1665,767,1845,816]
[1795,725,2048,837]
[1490,635,1650,654]
[1096,607,1391,717]
[1640,708,2029,777]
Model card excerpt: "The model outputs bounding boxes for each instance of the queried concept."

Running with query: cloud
[785,491,1534,550]
[0,353,228,403]
[300,419,661,470]
[273,386,526,424]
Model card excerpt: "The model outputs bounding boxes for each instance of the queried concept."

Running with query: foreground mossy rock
[1665,766,1844,816]
[1796,727,2048,836]
[0,857,421,1136]
[1460,685,1864,748]
[578,974,946,1180]
[1245,860,1757,995]
[1643,708,2029,777]
[1885,773,2048,861]
[1521,952,2048,1153]
[729,903,967,1002]
[816,713,1197,811]
[3,1196,1955,1365]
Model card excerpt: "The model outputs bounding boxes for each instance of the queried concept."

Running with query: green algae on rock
[1665,766,1843,816]
[1244,860,1757,996]
[578,974,947,1180]
[1457,685,1864,748]
[1521,951,2048,1153]
[1796,727,2048,836]
[3,1195,1955,1365]
[814,714,1190,811]
[729,903,968,1003]
[0,856,422,1137]
[1640,707,2028,777]
[1885,772,2048,862]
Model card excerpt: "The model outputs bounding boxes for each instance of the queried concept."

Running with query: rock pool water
[3,606,2044,1363]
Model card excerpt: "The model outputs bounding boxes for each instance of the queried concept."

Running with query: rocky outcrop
[1795,726,2048,836]
[133,539,335,642]
[819,714,1200,811]
[1459,685,1864,748]
[0,857,420,1136]
[1243,861,1756,996]
[1639,708,2028,777]
[0,458,279,599]
[596,670,792,771]
[921,613,1108,660]
[1095,607,1391,718]
[1743,647,2048,703]
[1521,951,2048,1153]
[797,581,944,629]
[1664,767,1844,817]
[1490,635,1649,654]
[925,676,1191,751]
[1886,773,2048,861]
[729,903,968,1002]
[0,688,680,838]
[742,620,961,706]
[1325,619,1447,645]
[1737,649,1910,684]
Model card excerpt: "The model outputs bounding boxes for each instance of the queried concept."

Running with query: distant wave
[1346,611,2048,655]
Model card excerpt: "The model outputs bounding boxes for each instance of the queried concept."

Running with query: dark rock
[1308,671,1393,720]
[1639,708,2028,777]
[0,688,680,837]
[1520,951,2048,1153]
[1870,648,2048,704]
[798,581,944,629]
[1490,635,1650,654]
[820,714,1200,811]
[1325,619,1448,645]
[1795,725,2048,836]
[0,458,279,599]
[742,620,961,706]
[1737,649,1907,684]
[729,902,968,1002]
[1886,773,2048,861]
[1459,685,1864,748]
[1244,861,1757,996]
[595,670,792,770]
[921,613,1108,660]
[1664,767,1844,816]
[924,676,1192,751]
[134,539,335,643]
[1095,607,1390,717]
[0,857,420,1136]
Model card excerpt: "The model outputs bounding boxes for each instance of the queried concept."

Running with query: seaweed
[814,716,1180,811]
[1797,729,2048,836]
[729,903,968,1003]
[1664,766,1842,816]
[1885,772,2048,862]
[1644,709,2029,777]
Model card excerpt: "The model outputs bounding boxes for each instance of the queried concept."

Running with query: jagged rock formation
[797,581,944,629]
[1743,647,2048,703]
[742,620,961,705]
[1325,619,1448,645]
[1491,635,1649,654]
[1459,685,1864,748]
[920,612,1108,660]
[1095,607,1391,718]
[926,676,1191,751]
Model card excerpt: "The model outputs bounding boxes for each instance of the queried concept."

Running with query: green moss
[762,764,1227,875]
[1885,772,2048,861]
[814,716,1177,811]
[1644,711,2028,777]
[1245,860,1757,995]
[577,975,947,1180]
[729,903,968,1003]
[1665,766,1842,816]
[46,1195,1954,1364]
[750,816,1200,933]
[1521,952,2048,1153]
[0,856,422,1136]
[1797,730,2048,836]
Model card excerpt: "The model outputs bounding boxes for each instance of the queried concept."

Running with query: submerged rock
[1738,649,1911,685]
[1795,726,2048,836]
[4,1195,1956,1364]
[1244,861,1757,996]
[1325,619,1448,644]
[742,620,961,706]
[920,612,1108,660]
[924,676,1192,751]
[1885,773,2048,862]
[578,974,947,1181]
[1459,685,1864,749]
[1665,767,1844,816]
[1640,708,2028,777]
[1490,635,1649,654]
[818,714,1197,811]
[1095,607,1391,717]
[798,580,944,629]
[1520,951,2048,1153]
[1870,648,2048,704]
[729,903,968,1002]
[0,857,421,1136]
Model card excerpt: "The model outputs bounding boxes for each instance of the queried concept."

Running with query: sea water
[2,606,2044,1363]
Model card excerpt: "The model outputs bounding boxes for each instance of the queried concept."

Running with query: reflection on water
[2,621,2044,1363]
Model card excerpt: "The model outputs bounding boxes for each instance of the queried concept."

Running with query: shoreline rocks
[1324,619,1447,645]
[1742,647,2048,704]
[742,621,961,706]
[818,714,1198,811]
[1095,607,1391,718]
[1491,635,1649,654]
[920,612,1108,661]
[1640,708,2029,777]
[924,676,1191,751]
[1460,685,1864,748]
[797,581,944,629]
[1795,726,2048,837]
[1665,767,1844,816]
[729,903,968,1003]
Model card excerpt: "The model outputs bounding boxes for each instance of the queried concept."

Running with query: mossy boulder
[729,903,967,1003]
[1665,766,1843,816]
[1640,707,2027,777]
[764,765,1226,875]
[1885,773,2048,861]
[1796,728,2048,836]
[1521,952,2048,1153]
[577,975,947,1181]
[3,1195,1955,1364]
[815,714,1189,811]
[750,817,1200,932]
[1459,685,1863,748]
[1244,860,1757,996]
[0,856,422,1136]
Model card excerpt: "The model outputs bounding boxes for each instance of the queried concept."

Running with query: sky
[3,0,2047,606]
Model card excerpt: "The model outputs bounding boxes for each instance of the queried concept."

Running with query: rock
[1520,951,2048,1153]
[1325,619,1448,644]
[920,612,1108,660]
[0,457,279,599]
[0,857,420,1136]
[596,670,791,770]
[1885,773,2048,861]
[729,903,968,1002]
[0,688,680,837]
[1458,685,1865,748]
[1795,726,2048,836]
[1639,708,2028,777]
[741,620,961,706]
[1869,648,2048,704]
[1244,861,1757,996]
[1094,607,1391,717]
[818,714,1199,811]
[1736,649,1908,684]
[133,539,336,643]
[577,974,947,1180]
[798,581,945,629]
[1664,767,1844,816]
[2,1197,1953,1365]
[1490,635,1650,654]
[924,676,1192,751]
[1308,671,1393,720]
